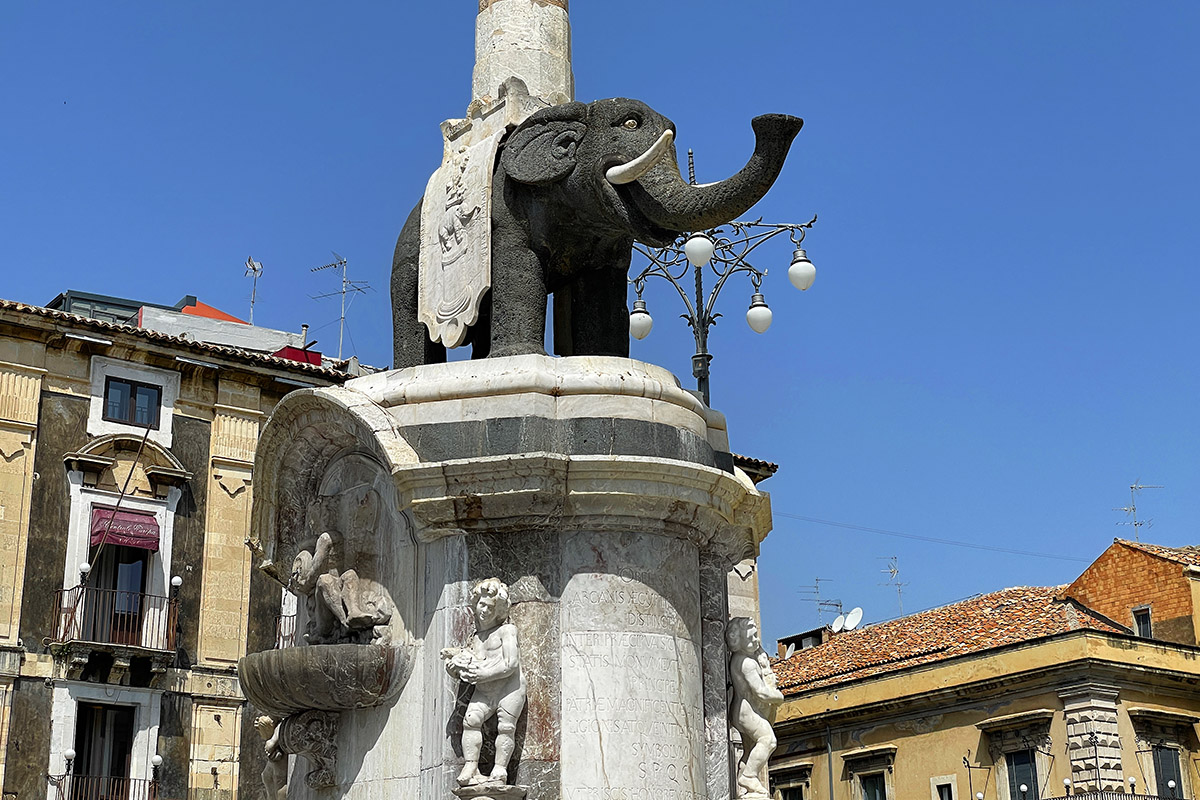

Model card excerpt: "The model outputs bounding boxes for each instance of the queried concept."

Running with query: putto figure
[253,715,288,800]
[442,577,527,788]
[727,616,784,799]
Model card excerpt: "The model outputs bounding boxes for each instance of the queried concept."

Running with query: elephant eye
[623,118,640,130]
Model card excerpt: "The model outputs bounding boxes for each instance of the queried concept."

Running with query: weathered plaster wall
[170,414,211,668]
[157,690,194,800]
[2,678,53,799]
[19,392,88,652]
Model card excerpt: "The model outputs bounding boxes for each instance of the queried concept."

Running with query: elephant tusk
[605,130,675,185]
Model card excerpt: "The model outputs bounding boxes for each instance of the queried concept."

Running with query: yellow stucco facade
[772,630,1200,800]
[0,301,347,800]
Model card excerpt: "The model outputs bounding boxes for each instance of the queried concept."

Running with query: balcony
[53,774,158,800]
[1073,793,1180,799]
[52,586,178,652]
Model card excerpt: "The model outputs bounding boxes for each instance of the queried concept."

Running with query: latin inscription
[561,567,704,800]
[563,573,691,636]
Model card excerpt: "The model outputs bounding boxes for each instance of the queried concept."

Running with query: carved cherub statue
[290,531,393,645]
[727,616,784,799]
[441,577,527,788]
[253,715,288,800]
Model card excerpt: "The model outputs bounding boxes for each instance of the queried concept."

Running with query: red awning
[90,507,160,551]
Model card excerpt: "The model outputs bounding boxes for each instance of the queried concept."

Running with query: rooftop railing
[52,586,177,652]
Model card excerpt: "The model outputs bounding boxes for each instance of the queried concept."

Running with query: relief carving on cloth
[419,130,505,348]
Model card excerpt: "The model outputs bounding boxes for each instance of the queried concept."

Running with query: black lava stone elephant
[391,97,803,369]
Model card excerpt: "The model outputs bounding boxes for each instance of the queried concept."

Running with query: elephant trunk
[624,114,804,233]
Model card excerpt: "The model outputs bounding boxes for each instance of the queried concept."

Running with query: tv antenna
[244,257,264,325]
[879,556,908,616]
[1114,480,1163,542]
[797,578,841,624]
[310,251,370,360]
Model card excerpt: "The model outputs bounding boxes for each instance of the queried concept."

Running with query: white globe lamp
[746,293,772,334]
[788,247,816,291]
[629,300,653,340]
[683,233,715,267]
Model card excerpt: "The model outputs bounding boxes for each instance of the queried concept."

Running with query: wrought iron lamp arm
[629,213,818,406]
[630,245,701,325]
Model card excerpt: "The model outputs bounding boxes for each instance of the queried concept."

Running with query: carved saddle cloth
[418,129,506,348]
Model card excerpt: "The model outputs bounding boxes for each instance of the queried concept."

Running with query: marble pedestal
[248,355,772,800]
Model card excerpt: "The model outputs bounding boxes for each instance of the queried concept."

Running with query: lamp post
[152,753,163,799]
[628,159,817,406]
[49,749,75,796]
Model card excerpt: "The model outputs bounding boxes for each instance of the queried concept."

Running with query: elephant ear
[502,102,588,185]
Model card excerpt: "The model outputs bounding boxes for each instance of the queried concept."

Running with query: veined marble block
[247,356,771,800]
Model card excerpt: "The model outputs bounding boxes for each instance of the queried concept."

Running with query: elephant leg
[391,198,446,369]
[468,290,492,360]
[567,252,632,358]
[488,216,548,358]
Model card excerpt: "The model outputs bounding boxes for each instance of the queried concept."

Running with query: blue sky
[3,2,1197,644]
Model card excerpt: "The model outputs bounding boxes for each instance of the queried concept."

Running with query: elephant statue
[391,97,803,369]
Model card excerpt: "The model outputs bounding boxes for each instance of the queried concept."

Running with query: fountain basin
[239,643,413,717]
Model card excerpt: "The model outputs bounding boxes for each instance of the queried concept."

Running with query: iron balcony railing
[53,774,158,800]
[276,613,297,649]
[52,586,178,652]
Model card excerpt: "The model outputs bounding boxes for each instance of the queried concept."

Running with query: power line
[774,512,1090,563]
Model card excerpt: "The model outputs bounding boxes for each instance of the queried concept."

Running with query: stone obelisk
[417,1,578,350]
[473,0,574,108]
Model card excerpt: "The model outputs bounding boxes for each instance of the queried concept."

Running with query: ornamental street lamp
[628,152,818,407]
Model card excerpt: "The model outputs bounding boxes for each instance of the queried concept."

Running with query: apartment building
[771,541,1200,800]
[0,295,350,800]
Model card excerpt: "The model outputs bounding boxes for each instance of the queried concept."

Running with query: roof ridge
[851,585,1065,630]
[1116,538,1199,565]
[0,298,351,378]
[773,582,1125,694]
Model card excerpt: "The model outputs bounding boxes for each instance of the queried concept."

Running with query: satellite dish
[844,607,864,631]
[784,643,796,659]
[831,614,846,633]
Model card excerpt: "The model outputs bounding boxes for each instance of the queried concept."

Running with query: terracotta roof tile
[1117,539,1200,567]
[772,586,1128,693]
[0,298,351,379]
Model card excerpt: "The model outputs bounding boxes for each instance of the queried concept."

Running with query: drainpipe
[827,725,835,800]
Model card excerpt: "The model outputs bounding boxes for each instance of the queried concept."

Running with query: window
[771,764,812,800]
[1153,745,1184,797]
[82,544,150,646]
[1134,607,1153,638]
[103,377,161,428]
[936,784,954,800]
[74,702,136,791]
[861,773,886,800]
[1006,750,1038,799]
